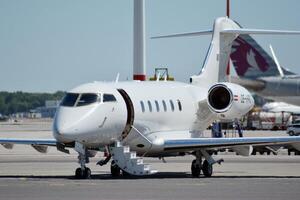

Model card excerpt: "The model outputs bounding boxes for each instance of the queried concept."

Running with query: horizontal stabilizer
[151,30,213,39]
[230,76,265,91]
[152,29,300,40]
[222,29,300,35]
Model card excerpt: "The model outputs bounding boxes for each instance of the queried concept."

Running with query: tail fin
[153,17,241,87]
[152,17,300,87]
[230,35,295,79]
[190,17,240,87]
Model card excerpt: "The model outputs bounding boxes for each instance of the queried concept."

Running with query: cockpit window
[103,94,117,102]
[77,93,100,107]
[61,93,100,107]
[61,93,79,107]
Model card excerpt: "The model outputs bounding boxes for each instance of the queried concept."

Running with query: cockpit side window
[77,93,100,107]
[61,93,79,107]
[103,94,117,102]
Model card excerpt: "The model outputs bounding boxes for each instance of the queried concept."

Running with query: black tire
[75,168,82,179]
[202,160,213,177]
[288,131,295,136]
[84,167,91,179]
[111,160,121,177]
[75,167,91,179]
[122,170,130,177]
[191,159,201,177]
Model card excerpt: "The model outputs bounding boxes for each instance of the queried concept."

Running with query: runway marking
[49,183,65,186]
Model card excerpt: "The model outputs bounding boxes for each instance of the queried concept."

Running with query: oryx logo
[230,35,269,76]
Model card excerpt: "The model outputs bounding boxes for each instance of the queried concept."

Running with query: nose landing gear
[75,167,91,179]
[74,142,91,179]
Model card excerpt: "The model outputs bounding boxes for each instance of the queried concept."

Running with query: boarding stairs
[110,141,157,176]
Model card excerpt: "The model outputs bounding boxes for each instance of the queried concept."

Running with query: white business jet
[1,17,300,179]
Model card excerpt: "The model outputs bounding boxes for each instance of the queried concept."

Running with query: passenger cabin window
[155,100,160,112]
[140,101,145,112]
[77,93,100,107]
[162,100,167,112]
[169,100,175,111]
[177,100,182,111]
[148,100,152,112]
[61,93,79,107]
[103,94,116,102]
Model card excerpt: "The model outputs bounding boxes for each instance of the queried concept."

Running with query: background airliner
[1,17,300,179]
[230,34,300,106]
[262,102,300,114]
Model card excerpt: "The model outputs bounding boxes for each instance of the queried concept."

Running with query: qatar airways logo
[230,36,269,76]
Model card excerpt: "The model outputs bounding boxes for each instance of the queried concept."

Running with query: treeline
[0,91,65,115]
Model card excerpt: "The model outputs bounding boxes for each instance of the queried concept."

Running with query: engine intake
[207,83,254,119]
[208,85,232,111]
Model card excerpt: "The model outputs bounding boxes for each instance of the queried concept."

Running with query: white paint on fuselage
[53,81,210,153]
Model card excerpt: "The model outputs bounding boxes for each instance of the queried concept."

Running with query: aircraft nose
[53,107,78,136]
[53,120,70,135]
[53,116,74,136]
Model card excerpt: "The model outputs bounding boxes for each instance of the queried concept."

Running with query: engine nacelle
[207,82,254,119]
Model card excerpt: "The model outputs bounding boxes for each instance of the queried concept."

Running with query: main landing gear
[191,150,223,178]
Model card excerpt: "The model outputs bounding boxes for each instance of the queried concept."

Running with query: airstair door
[117,89,134,140]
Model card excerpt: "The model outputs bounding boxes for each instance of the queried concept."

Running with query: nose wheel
[75,167,91,179]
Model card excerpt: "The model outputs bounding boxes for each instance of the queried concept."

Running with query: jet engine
[207,82,254,119]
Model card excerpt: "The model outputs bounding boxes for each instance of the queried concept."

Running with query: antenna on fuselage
[115,73,120,83]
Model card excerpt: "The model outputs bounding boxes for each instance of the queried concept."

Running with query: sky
[0,0,300,92]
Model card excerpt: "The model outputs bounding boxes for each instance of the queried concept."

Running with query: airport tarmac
[0,120,300,200]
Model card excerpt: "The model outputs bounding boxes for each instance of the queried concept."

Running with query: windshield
[61,93,79,107]
[61,93,100,107]
[77,93,100,106]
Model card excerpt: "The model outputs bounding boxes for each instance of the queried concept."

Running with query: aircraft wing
[163,136,300,153]
[0,138,57,153]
